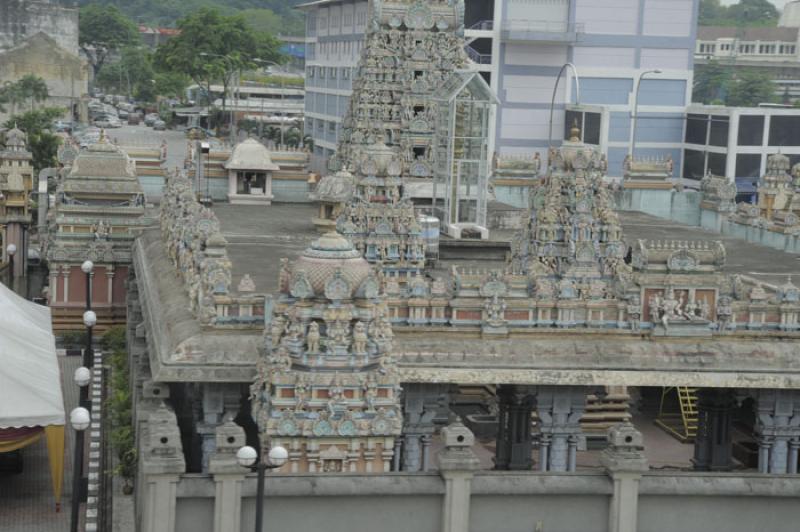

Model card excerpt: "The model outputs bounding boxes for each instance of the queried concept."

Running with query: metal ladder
[655,386,698,442]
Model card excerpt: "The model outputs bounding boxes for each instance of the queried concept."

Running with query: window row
[685,114,800,148]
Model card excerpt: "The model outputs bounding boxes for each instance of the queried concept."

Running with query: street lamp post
[6,244,17,290]
[237,444,288,532]
[254,59,285,148]
[69,406,91,532]
[81,260,93,312]
[199,52,236,140]
[628,69,663,162]
[548,63,582,154]
[83,310,97,370]
[74,365,91,410]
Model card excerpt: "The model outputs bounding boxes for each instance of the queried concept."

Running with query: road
[108,124,190,173]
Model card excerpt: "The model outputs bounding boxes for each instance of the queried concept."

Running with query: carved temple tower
[511,125,632,319]
[0,126,34,277]
[315,0,495,256]
[252,232,402,473]
[45,132,147,330]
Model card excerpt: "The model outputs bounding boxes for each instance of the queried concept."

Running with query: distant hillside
[73,0,308,35]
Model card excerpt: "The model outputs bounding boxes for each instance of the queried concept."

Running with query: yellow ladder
[655,386,698,442]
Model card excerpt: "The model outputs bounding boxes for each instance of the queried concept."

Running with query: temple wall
[616,189,800,254]
[146,468,800,532]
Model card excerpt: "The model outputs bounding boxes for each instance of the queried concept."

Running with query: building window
[564,110,601,145]
[685,114,708,145]
[319,66,326,79]
[682,149,706,180]
[769,115,800,146]
[709,115,729,147]
[330,67,337,79]
[708,152,726,176]
[735,154,762,181]
[342,68,350,80]
[738,115,764,146]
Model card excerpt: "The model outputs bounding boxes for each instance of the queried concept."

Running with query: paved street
[110,123,190,172]
[0,354,81,532]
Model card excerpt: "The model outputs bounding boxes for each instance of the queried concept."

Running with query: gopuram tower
[251,232,402,473]
[313,0,496,272]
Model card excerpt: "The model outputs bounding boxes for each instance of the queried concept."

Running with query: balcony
[465,45,492,65]
[500,20,585,43]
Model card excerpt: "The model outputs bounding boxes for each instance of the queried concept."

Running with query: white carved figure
[353,321,368,354]
[307,322,321,354]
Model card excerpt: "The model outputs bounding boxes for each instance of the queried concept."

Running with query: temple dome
[4,126,27,150]
[224,138,280,171]
[291,232,371,298]
[311,166,355,203]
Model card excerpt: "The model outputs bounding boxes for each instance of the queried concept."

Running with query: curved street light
[548,63,582,154]
[628,69,663,163]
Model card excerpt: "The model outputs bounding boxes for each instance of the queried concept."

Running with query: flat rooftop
[213,204,799,295]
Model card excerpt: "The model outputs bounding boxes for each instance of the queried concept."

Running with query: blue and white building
[300,0,699,178]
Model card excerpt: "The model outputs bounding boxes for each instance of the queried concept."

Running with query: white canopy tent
[0,281,65,507]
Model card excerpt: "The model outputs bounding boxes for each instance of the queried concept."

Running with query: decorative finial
[570,118,581,142]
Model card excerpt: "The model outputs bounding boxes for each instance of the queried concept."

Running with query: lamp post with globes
[81,260,93,312]
[83,310,96,370]
[69,406,91,532]
[6,243,16,287]
[74,365,91,410]
[237,443,288,532]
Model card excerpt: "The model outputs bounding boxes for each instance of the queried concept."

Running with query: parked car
[106,118,123,128]
[127,113,142,125]
[53,120,73,133]
[144,113,159,127]
[118,109,129,119]
[152,120,166,131]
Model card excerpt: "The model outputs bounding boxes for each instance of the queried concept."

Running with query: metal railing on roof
[465,45,492,65]
[468,20,494,31]
[501,20,585,34]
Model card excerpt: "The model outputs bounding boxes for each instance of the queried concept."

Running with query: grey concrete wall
[616,188,702,226]
[164,466,800,532]
[0,0,79,55]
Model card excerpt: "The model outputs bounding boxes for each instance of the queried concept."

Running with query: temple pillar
[140,406,185,532]
[494,385,535,470]
[208,419,247,532]
[198,383,242,472]
[693,388,736,471]
[600,423,648,532]
[536,386,586,472]
[401,383,448,472]
[755,390,800,474]
[439,422,480,532]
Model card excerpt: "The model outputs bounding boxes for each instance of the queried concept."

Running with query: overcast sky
[721,0,791,8]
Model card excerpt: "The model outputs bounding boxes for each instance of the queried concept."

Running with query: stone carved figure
[352,321,368,354]
[307,322,321,354]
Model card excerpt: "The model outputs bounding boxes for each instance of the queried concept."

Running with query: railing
[501,20,585,34]
[465,45,493,65]
[468,19,494,31]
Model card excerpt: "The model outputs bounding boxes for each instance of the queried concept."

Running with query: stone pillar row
[495,385,587,472]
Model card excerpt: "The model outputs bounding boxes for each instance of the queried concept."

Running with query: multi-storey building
[299,0,371,174]
[301,0,698,178]
[695,26,800,101]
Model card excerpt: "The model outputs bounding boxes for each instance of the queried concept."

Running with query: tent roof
[0,282,64,428]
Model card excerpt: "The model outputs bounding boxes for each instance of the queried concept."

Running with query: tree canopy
[79,4,141,75]
[693,63,777,107]
[154,7,283,125]
[3,108,65,173]
[0,76,50,115]
[699,0,780,27]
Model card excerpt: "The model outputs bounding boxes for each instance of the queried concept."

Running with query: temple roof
[224,138,280,172]
[68,133,137,180]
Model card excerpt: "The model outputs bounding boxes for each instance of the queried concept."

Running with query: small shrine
[732,153,800,235]
[0,126,34,276]
[309,166,355,233]
[223,138,280,205]
[251,232,402,473]
[44,132,147,330]
[622,154,675,190]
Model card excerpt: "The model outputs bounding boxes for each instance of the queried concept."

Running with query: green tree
[4,108,65,173]
[154,8,283,131]
[16,75,50,112]
[79,4,140,77]
[699,0,779,26]
[693,62,734,104]
[727,70,777,107]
